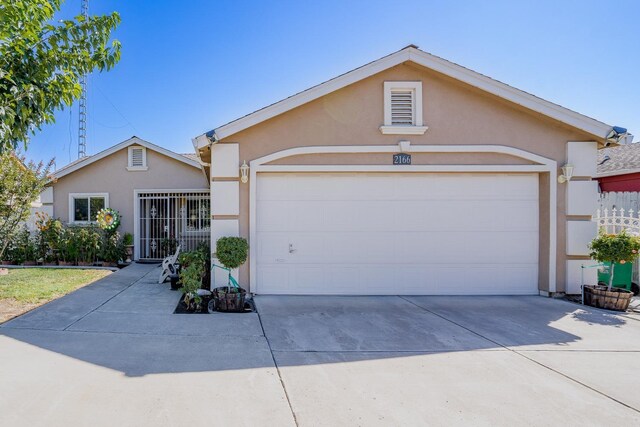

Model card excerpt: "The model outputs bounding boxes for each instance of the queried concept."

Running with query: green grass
[0,268,111,303]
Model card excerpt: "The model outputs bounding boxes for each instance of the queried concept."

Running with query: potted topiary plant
[586,230,640,311]
[211,236,249,312]
[123,232,134,263]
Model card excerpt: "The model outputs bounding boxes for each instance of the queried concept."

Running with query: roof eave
[51,136,203,180]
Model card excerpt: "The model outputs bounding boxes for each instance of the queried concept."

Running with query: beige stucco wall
[217,62,598,293]
[52,147,208,236]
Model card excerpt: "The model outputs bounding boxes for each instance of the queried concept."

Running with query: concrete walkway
[1,267,639,426]
[0,263,294,426]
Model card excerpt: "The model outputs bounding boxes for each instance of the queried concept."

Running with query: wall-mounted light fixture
[240,160,249,184]
[558,163,574,183]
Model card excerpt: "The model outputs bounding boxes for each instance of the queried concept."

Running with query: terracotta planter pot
[22,261,37,266]
[77,261,93,267]
[584,285,633,311]
[103,262,118,268]
[1,261,15,265]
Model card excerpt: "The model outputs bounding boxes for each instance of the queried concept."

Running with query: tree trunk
[609,262,615,291]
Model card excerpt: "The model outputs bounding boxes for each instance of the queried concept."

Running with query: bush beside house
[1,213,127,267]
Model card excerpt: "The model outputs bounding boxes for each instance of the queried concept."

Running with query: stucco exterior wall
[217,62,597,293]
[52,147,208,236]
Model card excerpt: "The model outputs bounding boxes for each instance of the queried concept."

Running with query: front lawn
[0,268,111,323]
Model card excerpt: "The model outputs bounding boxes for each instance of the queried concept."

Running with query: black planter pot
[170,274,181,290]
[211,286,247,312]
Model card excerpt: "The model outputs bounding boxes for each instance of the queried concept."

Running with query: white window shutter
[390,90,414,125]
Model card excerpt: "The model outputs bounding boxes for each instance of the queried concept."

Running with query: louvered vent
[130,148,144,167]
[390,90,414,125]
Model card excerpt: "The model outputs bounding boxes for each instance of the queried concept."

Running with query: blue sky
[26,0,640,167]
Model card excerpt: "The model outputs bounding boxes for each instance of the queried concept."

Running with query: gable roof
[597,143,640,177]
[194,45,615,148]
[52,136,202,180]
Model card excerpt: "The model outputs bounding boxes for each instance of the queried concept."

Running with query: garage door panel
[256,173,539,295]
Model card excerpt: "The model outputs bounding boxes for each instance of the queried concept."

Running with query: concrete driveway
[1,265,639,426]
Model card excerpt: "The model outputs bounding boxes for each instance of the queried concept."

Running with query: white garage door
[255,172,539,295]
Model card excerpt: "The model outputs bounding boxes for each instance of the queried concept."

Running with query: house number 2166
[393,153,411,165]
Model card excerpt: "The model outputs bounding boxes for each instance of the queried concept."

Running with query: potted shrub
[123,232,134,263]
[211,237,249,312]
[586,230,640,311]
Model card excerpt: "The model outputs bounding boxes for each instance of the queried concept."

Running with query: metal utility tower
[77,0,89,158]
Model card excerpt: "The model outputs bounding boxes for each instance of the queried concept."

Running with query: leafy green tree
[0,0,121,151]
[0,152,53,259]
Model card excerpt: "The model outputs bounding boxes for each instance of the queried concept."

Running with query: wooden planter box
[584,285,633,311]
[211,287,247,312]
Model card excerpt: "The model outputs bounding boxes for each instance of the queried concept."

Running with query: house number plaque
[393,153,411,165]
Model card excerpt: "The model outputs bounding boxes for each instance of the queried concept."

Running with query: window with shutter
[380,81,428,135]
[127,146,148,170]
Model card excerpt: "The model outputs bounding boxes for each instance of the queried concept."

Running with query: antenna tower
[78,0,89,158]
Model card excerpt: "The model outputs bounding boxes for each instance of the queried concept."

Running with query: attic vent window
[127,146,148,171]
[380,81,428,135]
[390,90,414,125]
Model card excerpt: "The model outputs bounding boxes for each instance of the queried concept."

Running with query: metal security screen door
[136,190,210,260]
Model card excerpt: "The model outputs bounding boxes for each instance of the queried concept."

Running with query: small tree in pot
[211,237,249,312]
[587,230,640,311]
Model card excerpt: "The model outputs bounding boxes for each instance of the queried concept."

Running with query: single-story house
[39,136,210,260]
[597,143,640,192]
[192,45,631,296]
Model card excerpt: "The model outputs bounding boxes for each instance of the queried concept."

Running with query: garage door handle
[289,244,297,254]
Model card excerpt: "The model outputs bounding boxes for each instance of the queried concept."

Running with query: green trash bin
[597,261,633,291]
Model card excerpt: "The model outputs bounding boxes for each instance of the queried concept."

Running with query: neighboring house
[596,143,640,192]
[193,45,629,296]
[43,136,209,261]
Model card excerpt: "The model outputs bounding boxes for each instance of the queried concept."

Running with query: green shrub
[179,250,206,270]
[101,231,125,263]
[161,237,178,255]
[77,227,101,263]
[58,228,79,264]
[216,237,248,270]
[180,262,204,305]
[10,228,36,264]
[123,232,133,246]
